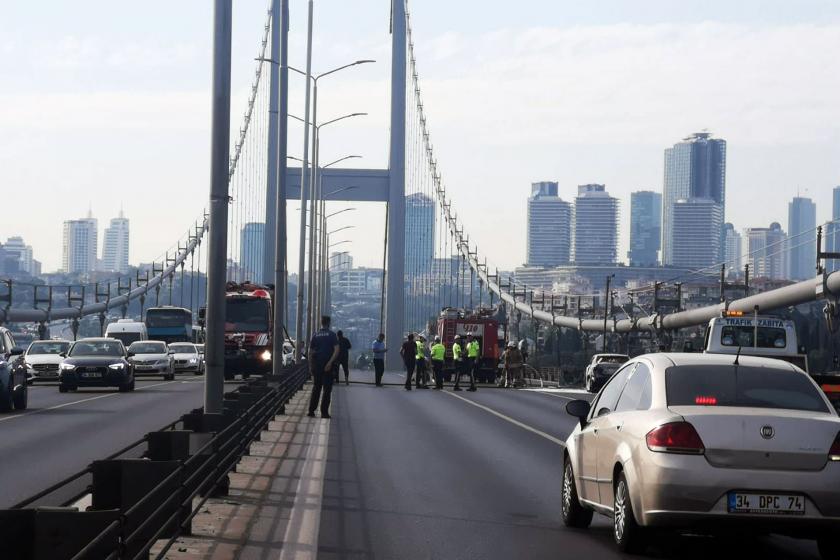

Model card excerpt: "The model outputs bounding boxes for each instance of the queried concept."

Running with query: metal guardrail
[2,364,308,560]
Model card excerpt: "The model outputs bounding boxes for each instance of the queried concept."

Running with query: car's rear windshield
[666,365,829,413]
[129,342,166,354]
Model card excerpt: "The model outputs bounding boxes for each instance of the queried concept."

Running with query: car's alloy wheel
[613,472,646,553]
[561,459,592,528]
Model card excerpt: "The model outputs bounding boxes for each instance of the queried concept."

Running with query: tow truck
[436,307,505,383]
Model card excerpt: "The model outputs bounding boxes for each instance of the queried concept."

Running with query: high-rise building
[101,210,130,274]
[572,184,619,266]
[744,222,788,280]
[62,210,98,274]
[527,181,572,267]
[628,191,662,266]
[827,186,840,273]
[787,196,816,280]
[405,193,435,273]
[2,236,37,275]
[330,251,353,271]
[240,222,265,283]
[723,223,742,277]
[670,198,723,270]
[662,132,727,265]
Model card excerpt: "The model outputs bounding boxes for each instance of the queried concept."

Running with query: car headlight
[109,363,125,370]
[260,350,272,362]
[60,363,76,371]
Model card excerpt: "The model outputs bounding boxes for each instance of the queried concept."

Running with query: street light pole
[204,0,233,414]
[294,0,314,363]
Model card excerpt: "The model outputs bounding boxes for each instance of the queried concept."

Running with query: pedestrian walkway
[155,385,331,560]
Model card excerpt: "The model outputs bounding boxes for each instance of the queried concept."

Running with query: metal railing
[5,364,308,560]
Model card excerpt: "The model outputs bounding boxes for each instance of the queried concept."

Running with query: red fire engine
[223,282,274,380]
[436,307,506,382]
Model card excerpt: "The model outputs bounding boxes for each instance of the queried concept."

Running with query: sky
[2,1,840,273]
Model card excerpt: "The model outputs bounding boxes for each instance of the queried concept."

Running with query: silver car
[562,353,840,558]
[127,341,174,380]
[23,339,71,381]
[169,343,203,374]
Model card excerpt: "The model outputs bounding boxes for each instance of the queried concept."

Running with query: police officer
[452,335,466,391]
[462,334,478,392]
[415,335,429,389]
[308,315,339,419]
[430,336,446,389]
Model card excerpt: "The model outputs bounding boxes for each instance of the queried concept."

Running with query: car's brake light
[646,422,705,455]
[695,395,717,405]
[829,432,840,462]
[252,289,269,298]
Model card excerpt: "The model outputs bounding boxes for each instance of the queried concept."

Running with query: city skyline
[2,1,839,273]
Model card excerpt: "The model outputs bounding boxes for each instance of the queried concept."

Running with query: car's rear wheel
[561,459,593,529]
[13,384,27,410]
[614,472,646,554]
[818,535,838,560]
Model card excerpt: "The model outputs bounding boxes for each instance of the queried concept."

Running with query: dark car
[59,338,135,393]
[0,327,28,411]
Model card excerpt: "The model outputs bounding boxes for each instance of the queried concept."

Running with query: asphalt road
[317,370,823,560]
[0,375,211,507]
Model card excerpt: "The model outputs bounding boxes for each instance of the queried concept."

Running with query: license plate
[728,492,805,515]
[80,371,102,378]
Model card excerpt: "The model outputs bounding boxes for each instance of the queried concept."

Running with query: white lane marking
[444,391,566,448]
[0,381,178,424]
[279,417,331,560]
[522,389,580,401]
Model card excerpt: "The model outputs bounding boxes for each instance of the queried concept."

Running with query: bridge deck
[161,371,822,560]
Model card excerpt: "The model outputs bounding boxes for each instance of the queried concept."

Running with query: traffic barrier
[3,363,309,560]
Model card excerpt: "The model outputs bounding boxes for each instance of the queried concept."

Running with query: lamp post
[288,59,373,351]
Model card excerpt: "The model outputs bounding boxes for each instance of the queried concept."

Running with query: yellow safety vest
[415,340,425,360]
[431,343,445,361]
[452,342,463,361]
[467,341,480,358]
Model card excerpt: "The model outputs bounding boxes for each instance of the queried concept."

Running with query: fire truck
[436,307,506,382]
[222,282,274,380]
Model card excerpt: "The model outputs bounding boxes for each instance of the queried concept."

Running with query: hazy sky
[2,1,840,273]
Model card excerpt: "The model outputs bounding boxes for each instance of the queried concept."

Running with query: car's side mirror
[566,399,591,428]
[10,346,24,356]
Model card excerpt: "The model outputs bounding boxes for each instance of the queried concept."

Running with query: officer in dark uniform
[308,315,340,419]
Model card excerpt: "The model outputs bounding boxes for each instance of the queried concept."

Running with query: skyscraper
[240,222,265,283]
[572,184,619,265]
[405,193,435,273]
[662,132,727,265]
[62,210,98,274]
[827,186,840,273]
[787,196,817,280]
[527,181,572,267]
[723,222,742,277]
[102,210,130,274]
[330,251,353,271]
[628,191,662,266]
[2,236,36,275]
[670,198,723,270]
[744,223,788,280]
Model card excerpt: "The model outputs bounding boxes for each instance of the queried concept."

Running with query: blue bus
[144,307,193,343]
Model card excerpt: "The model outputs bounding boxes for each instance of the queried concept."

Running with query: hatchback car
[562,353,840,558]
[59,338,135,392]
[127,341,174,380]
[22,339,71,382]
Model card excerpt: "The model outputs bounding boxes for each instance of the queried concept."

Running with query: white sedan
[169,343,203,375]
[561,352,840,558]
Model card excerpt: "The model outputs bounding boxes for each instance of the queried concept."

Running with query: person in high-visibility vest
[459,334,478,392]
[430,336,446,389]
[414,335,429,389]
[451,335,465,391]
[453,335,476,391]
[467,335,482,385]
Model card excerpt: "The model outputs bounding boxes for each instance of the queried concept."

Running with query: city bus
[144,306,193,343]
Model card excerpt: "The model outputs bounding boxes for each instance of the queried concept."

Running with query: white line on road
[444,391,566,448]
[279,417,331,560]
[0,380,178,424]
[522,389,580,400]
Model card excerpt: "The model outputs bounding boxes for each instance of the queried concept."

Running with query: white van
[105,320,148,346]
[702,312,808,371]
